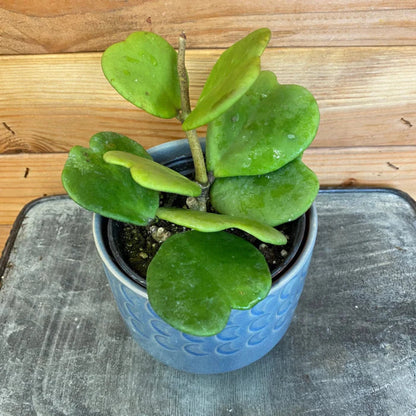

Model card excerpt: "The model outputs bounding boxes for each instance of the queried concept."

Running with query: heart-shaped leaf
[104,151,202,197]
[182,28,271,131]
[206,71,320,177]
[147,231,271,336]
[156,207,287,245]
[62,132,159,225]
[210,158,319,226]
[102,31,181,119]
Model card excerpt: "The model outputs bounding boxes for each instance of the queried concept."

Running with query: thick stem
[185,129,208,187]
[178,33,191,119]
[177,32,208,187]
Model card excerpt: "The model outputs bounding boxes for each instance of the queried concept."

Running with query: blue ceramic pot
[93,139,318,374]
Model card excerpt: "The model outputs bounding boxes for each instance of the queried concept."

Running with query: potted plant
[62,28,320,374]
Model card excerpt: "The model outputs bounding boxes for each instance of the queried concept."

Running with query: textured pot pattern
[93,139,318,374]
[102,245,313,374]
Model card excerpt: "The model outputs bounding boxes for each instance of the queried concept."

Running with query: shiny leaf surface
[210,158,319,226]
[206,71,320,177]
[147,231,271,336]
[62,132,159,225]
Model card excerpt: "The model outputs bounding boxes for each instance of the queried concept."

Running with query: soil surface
[110,157,305,283]
[115,192,303,279]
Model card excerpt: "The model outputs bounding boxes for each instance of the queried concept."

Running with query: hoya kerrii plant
[62,28,320,337]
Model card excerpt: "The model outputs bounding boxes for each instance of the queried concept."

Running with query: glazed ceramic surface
[93,139,318,374]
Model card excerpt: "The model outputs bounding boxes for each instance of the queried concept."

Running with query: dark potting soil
[111,156,305,283]
[116,192,303,279]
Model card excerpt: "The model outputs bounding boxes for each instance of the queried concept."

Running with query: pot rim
[92,138,318,300]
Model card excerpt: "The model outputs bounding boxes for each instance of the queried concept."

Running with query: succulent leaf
[206,70,320,177]
[157,207,287,245]
[210,158,319,226]
[102,31,181,119]
[182,28,271,131]
[147,230,271,336]
[62,132,159,225]
[104,150,202,197]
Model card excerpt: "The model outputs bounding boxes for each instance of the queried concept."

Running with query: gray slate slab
[0,190,415,416]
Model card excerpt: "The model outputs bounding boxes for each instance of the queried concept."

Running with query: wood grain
[1,47,415,154]
[1,147,416,255]
[1,1,415,54]
[0,226,10,257]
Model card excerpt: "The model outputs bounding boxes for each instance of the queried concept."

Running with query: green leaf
[101,31,181,119]
[206,70,320,177]
[156,207,287,245]
[62,132,159,225]
[147,231,271,336]
[182,28,271,131]
[104,150,202,197]
[210,158,319,226]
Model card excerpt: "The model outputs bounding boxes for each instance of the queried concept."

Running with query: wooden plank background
[0,1,415,255]
[1,1,416,53]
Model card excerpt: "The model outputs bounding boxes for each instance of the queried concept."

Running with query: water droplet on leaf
[273,149,281,159]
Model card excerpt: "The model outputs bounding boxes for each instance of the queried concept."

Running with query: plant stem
[177,32,208,187]
[178,32,192,118]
